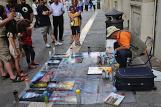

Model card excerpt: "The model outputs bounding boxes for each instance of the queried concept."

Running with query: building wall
[129,0,155,41]
[155,0,161,60]
[0,0,7,5]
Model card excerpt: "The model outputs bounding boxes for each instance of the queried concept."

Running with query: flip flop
[10,76,24,82]
[1,74,10,80]
[19,72,28,77]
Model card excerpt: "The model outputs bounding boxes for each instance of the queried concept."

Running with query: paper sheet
[152,69,161,81]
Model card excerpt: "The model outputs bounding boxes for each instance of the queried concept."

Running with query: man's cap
[106,26,120,38]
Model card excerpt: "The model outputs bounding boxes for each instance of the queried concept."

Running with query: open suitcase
[115,66,156,91]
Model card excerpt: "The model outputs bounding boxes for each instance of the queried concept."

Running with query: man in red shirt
[106,26,132,68]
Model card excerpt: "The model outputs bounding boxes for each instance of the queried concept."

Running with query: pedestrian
[32,0,39,28]
[68,0,82,45]
[69,6,81,46]
[50,0,65,42]
[92,0,97,11]
[0,5,23,82]
[37,0,62,47]
[16,19,38,69]
[106,26,147,68]
[5,5,27,78]
[15,0,33,22]
[89,0,93,10]
[84,0,89,11]
[78,0,84,12]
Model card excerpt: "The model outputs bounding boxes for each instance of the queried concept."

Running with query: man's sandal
[10,76,25,82]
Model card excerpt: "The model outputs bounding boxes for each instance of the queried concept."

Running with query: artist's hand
[112,50,117,55]
[109,57,116,65]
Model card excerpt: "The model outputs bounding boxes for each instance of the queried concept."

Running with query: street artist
[106,26,147,68]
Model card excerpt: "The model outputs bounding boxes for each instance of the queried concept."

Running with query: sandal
[31,62,39,66]
[19,72,28,77]
[28,65,37,69]
[2,74,10,80]
[10,76,25,82]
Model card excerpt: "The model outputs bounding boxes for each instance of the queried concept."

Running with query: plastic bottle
[44,91,49,105]
[24,78,30,89]
[102,70,106,79]
[0,17,2,23]
[75,89,81,106]
[53,47,55,55]
[109,67,113,81]
[70,47,73,58]
[88,47,91,54]
[45,62,48,70]
[49,51,52,58]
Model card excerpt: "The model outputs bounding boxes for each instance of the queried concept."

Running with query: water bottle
[75,89,81,106]
[45,62,48,70]
[52,47,55,55]
[101,55,105,65]
[43,91,49,105]
[108,67,113,81]
[88,46,91,54]
[16,12,21,19]
[49,51,52,58]
[0,17,2,23]
[70,47,73,58]
[102,70,106,79]
[24,78,30,89]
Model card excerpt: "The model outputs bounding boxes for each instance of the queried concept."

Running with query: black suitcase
[115,67,156,91]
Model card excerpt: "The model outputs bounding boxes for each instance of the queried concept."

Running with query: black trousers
[85,5,88,11]
[34,15,39,28]
[93,5,96,10]
[22,45,35,64]
[114,42,132,68]
[53,15,64,41]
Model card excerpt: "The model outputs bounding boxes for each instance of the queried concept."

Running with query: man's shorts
[71,26,80,35]
[40,26,52,36]
[0,48,11,63]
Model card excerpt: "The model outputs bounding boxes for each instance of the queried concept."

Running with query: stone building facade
[103,0,161,60]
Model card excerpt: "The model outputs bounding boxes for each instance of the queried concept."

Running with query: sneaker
[55,41,63,46]
[46,43,51,48]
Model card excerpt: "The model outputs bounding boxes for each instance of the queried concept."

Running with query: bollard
[75,89,81,106]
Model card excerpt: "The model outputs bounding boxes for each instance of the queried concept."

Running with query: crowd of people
[0,0,88,82]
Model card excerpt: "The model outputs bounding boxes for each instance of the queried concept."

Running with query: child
[69,6,81,46]
[17,19,38,69]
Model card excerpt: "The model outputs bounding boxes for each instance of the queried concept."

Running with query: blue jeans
[114,42,132,68]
